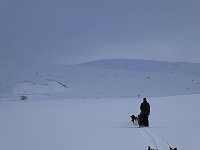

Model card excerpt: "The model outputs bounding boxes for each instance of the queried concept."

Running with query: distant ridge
[76,58,200,74]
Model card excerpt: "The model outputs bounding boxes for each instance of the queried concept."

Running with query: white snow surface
[1,58,200,98]
[1,58,200,149]
[0,94,200,150]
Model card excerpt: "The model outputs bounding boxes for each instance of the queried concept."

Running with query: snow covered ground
[1,59,200,98]
[0,94,200,150]
[1,59,200,149]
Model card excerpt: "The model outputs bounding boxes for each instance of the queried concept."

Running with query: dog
[147,146,158,150]
[148,146,177,150]
[130,115,138,126]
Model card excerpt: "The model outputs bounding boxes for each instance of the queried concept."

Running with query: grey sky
[1,0,200,64]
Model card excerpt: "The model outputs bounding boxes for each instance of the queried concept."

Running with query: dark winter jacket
[140,100,150,115]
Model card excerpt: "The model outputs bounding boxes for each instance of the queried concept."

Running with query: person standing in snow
[140,98,150,127]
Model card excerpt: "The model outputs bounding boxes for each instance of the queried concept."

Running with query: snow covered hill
[1,58,200,99]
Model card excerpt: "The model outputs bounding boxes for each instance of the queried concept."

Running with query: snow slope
[1,59,200,98]
[0,94,199,149]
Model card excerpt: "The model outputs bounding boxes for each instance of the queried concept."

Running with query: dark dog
[130,115,137,122]
[147,146,158,150]
[130,115,138,126]
[148,146,177,150]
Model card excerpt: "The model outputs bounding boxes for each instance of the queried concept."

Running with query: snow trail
[139,128,158,149]
[139,128,170,150]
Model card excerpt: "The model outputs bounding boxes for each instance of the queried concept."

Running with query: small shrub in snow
[20,95,28,101]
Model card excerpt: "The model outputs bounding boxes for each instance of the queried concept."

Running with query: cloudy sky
[0,0,200,64]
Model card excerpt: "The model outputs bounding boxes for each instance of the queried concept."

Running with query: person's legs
[143,115,149,127]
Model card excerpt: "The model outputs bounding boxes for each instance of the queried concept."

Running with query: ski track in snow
[139,128,170,150]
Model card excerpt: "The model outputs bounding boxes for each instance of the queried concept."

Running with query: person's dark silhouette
[140,98,150,127]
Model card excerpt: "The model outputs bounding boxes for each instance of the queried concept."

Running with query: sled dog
[130,115,138,126]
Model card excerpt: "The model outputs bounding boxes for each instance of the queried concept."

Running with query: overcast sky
[1,0,200,64]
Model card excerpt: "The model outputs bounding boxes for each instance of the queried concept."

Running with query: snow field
[0,94,200,149]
